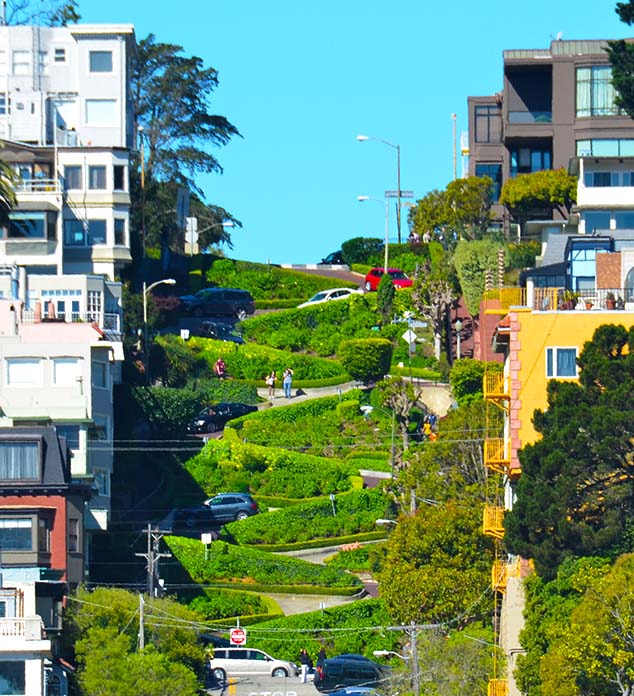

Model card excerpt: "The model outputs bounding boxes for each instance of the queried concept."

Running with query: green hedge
[205,259,358,300]
[237,531,387,553]
[185,438,359,499]
[338,338,393,383]
[225,489,391,546]
[255,299,302,310]
[186,588,271,620]
[165,538,363,589]
[324,545,374,571]
[389,365,442,381]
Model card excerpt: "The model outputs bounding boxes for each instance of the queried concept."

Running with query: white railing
[0,617,44,640]
[15,179,61,194]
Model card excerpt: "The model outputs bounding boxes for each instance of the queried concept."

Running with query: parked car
[186,402,258,434]
[202,492,260,521]
[171,505,224,530]
[314,656,390,693]
[208,647,299,681]
[328,688,385,696]
[178,288,255,319]
[195,320,244,344]
[364,268,413,292]
[297,287,362,308]
[319,250,344,265]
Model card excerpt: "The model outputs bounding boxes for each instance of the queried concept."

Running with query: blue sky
[78,0,632,264]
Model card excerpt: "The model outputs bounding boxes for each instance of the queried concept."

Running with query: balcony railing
[15,179,61,194]
[484,439,510,475]
[0,617,44,640]
[508,110,552,124]
[484,372,509,400]
[21,310,121,335]
[488,679,508,696]
[483,505,505,540]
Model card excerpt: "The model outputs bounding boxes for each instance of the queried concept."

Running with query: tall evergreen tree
[505,324,634,579]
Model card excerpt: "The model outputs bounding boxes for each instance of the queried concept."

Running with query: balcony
[484,439,510,476]
[488,679,508,696]
[484,372,509,401]
[0,617,45,640]
[508,110,552,124]
[492,560,507,593]
[15,179,61,195]
[22,310,122,337]
[483,506,505,539]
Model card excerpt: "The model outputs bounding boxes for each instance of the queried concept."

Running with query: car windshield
[309,292,329,302]
[388,270,408,279]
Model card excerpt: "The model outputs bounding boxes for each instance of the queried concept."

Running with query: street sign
[402,329,417,345]
[230,627,247,645]
[385,190,414,198]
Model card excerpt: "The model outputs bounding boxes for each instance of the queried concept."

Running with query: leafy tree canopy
[499,169,577,234]
[449,358,501,407]
[3,0,79,25]
[132,34,240,192]
[453,239,502,316]
[505,324,634,579]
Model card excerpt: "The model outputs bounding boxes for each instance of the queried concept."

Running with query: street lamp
[373,650,407,659]
[357,134,402,243]
[358,195,389,273]
[375,518,397,526]
[374,645,420,696]
[186,220,234,255]
[454,318,463,360]
[142,278,176,382]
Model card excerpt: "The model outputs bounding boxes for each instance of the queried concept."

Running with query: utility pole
[135,524,172,597]
[138,594,145,650]
[409,621,420,696]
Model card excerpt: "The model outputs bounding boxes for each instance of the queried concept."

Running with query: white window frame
[54,47,67,64]
[89,50,113,73]
[52,357,82,387]
[5,358,44,387]
[85,99,116,125]
[546,347,578,379]
[12,50,31,75]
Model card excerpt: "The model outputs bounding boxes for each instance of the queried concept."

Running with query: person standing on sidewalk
[299,648,313,683]
[265,370,276,400]
[283,366,294,398]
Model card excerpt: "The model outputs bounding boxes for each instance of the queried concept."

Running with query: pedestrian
[316,646,327,669]
[283,366,294,398]
[214,357,226,379]
[265,370,276,400]
[299,647,313,683]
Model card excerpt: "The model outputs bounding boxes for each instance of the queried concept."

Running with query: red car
[364,267,413,292]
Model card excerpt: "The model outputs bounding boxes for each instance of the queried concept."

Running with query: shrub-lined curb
[237,531,388,553]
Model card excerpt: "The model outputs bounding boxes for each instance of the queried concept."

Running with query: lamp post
[357,195,389,272]
[454,318,463,360]
[374,633,420,696]
[357,134,402,243]
[187,220,234,255]
[142,278,176,382]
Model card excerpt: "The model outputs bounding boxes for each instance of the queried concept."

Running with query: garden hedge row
[235,531,387,553]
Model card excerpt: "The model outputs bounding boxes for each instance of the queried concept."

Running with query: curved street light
[357,195,389,273]
[142,278,176,382]
[357,134,402,243]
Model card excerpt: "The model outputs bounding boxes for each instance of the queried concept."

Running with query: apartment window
[54,48,66,63]
[68,518,79,553]
[63,220,106,246]
[0,50,6,74]
[0,661,26,694]
[12,50,31,75]
[87,291,102,322]
[583,211,611,233]
[93,468,110,496]
[6,358,44,386]
[510,147,551,176]
[92,362,107,388]
[38,518,50,553]
[89,50,113,73]
[583,171,618,187]
[546,347,578,378]
[7,212,46,239]
[53,357,81,387]
[0,518,33,550]
[0,442,39,479]
[55,424,80,450]
[0,94,8,115]
[64,165,82,190]
[113,165,126,191]
[475,163,502,201]
[114,218,126,245]
[615,212,634,229]
[89,220,106,244]
[474,105,502,143]
[577,66,620,117]
[85,99,116,124]
[88,165,106,190]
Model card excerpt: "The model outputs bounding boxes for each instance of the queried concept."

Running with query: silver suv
[209,647,299,681]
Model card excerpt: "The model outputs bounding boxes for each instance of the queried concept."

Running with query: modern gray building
[467,39,634,228]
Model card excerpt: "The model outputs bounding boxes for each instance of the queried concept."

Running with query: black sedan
[187,402,258,434]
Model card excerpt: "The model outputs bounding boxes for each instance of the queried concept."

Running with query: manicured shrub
[338,338,393,384]
[165,538,362,589]
[188,589,269,620]
[226,489,391,545]
[325,545,372,571]
[341,237,384,264]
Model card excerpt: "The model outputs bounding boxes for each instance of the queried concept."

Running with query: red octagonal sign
[230,627,247,645]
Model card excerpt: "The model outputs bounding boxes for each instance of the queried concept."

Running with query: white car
[209,647,299,681]
[297,287,362,308]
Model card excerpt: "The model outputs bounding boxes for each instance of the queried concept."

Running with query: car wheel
[236,307,247,320]
[185,517,196,528]
[206,422,217,434]
[272,668,288,678]
[365,281,372,292]
[235,511,249,521]
[212,668,226,682]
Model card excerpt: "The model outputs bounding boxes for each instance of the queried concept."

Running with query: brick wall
[596,251,621,289]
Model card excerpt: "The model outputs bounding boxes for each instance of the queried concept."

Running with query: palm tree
[0,158,16,226]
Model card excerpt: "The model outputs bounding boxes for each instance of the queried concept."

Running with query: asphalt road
[208,675,318,696]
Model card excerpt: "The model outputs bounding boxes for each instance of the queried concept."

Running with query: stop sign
[230,627,247,645]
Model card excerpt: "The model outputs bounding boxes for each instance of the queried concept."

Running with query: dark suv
[178,288,255,319]
[196,321,245,344]
[172,493,259,529]
[314,656,389,693]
